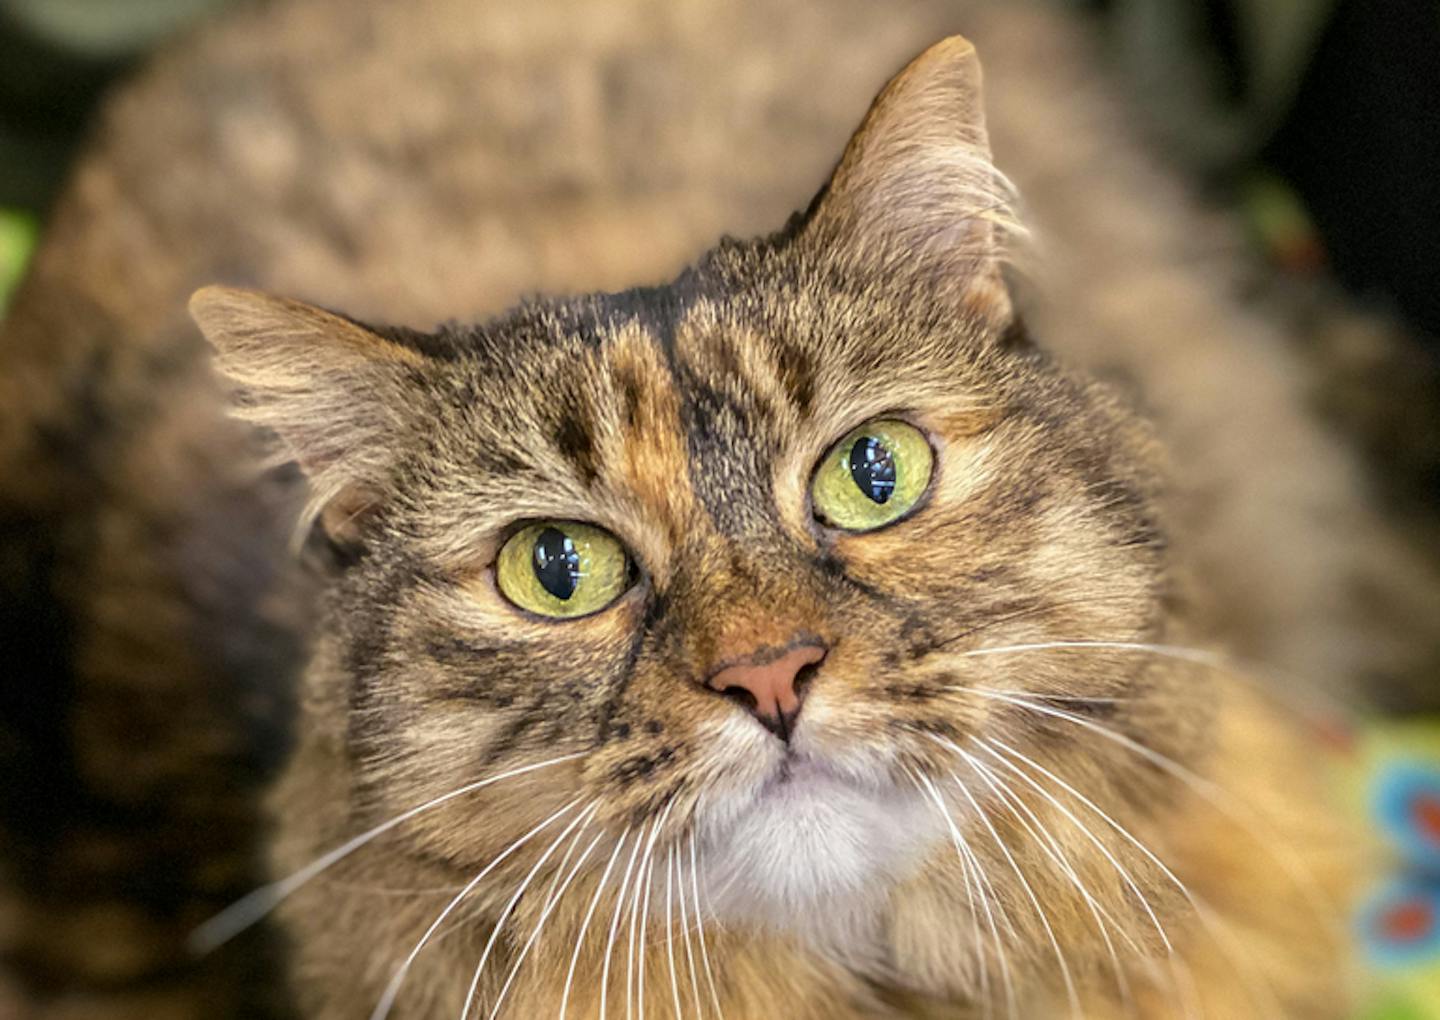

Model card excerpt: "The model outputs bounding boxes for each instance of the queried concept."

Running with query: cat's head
[194,36,1197,967]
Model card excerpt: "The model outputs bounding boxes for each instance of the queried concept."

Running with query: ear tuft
[190,285,426,544]
[805,35,1022,317]
[190,285,424,392]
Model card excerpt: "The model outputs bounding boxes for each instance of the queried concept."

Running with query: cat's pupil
[532,527,583,600]
[849,436,897,504]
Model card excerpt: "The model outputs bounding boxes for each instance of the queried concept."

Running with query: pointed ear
[189,285,427,542]
[804,35,1020,320]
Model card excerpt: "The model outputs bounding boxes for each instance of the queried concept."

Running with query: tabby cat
[4,1,1438,1018]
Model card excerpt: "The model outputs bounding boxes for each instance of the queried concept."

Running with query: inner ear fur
[189,285,427,546]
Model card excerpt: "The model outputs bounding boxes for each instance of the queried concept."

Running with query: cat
[3,1,1437,1018]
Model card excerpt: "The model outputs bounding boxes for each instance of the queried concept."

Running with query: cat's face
[195,36,1194,966]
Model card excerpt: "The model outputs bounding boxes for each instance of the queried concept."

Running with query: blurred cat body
[3,1,1434,1018]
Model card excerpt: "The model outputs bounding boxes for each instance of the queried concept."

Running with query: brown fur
[2,1,1435,1018]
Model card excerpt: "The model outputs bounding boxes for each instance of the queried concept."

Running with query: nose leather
[706,643,826,737]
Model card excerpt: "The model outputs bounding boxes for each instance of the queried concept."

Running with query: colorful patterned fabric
[1355,725,1440,1018]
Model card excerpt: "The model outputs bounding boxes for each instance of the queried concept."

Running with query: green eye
[812,419,933,531]
[495,521,631,618]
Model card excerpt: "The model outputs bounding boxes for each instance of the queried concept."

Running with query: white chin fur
[696,733,943,962]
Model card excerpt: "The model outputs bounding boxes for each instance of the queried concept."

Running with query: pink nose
[706,643,827,740]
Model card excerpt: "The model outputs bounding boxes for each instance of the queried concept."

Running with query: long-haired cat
[3,1,1437,1018]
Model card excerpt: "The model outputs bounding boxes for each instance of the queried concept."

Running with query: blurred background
[0,0,1435,508]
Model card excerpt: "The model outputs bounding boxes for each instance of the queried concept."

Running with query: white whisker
[957,638,1347,723]
[961,746,1136,1015]
[675,836,704,1020]
[601,822,651,1020]
[909,767,1017,1020]
[539,811,595,914]
[918,767,993,1015]
[625,844,646,1020]
[636,799,676,1020]
[960,640,1224,667]
[665,845,683,1020]
[975,738,1207,1016]
[960,847,995,1018]
[190,753,583,953]
[977,691,1341,940]
[370,797,582,1020]
[982,734,1282,1016]
[966,842,1019,1020]
[459,803,600,1020]
[560,828,631,1020]
[488,825,605,1020]
[972,736,1174,952]
[946,767,1083,1019]
[689,831,724,1020]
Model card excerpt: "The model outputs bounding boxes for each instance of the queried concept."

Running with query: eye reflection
[849,436,897,504]
[532,526,584,600]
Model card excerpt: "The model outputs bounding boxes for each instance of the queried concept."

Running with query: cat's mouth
[758,750,894,803]
[738,717,914,811]
[765,750,840,789]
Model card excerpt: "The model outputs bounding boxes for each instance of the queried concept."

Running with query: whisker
[488,826,605,1019]
[370,797,583,1020]
[635,854,653,1020]
[539,811,596,914]
[601,821,651,1020]
[310,878,471,897]
[978,736,1176,949]
[925,597,1151,657]
[952,794,995,1013]
[911,767,992,1015]
[956,639,1346,729]
[969,842,1020,1020]
[675,837,704,1020]
[960,746,1136,1016]
[625,839,650,1020]
[961,640,1224,666]
[981,735,1282,1016]
[458,802,600,1020]
[560,828,632,1020]
[975,740,1207,1018]
[964,749,1137,948]
[976,690,1345,943]
[635,799,676,1020]
[946,769,1083,1019]
[908,767,1017,1020]
[689,830,724,1020]
[665,846,684,1020]
[958,847,995,1020]
[625,846,645,1020]
[190,752,583,954]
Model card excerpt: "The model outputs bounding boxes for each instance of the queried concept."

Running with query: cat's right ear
[189,285,426,545]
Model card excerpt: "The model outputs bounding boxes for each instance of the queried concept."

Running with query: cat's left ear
[802,35,1018,323]
[189,285,429,545]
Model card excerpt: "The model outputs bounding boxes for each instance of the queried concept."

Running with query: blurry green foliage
[0,206,35,312]
[3,0,229,56]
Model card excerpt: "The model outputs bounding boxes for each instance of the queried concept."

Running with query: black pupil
[532,527,583,600]
[849,436,897,504]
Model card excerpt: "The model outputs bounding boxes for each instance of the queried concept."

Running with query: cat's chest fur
[695,726,947,962]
